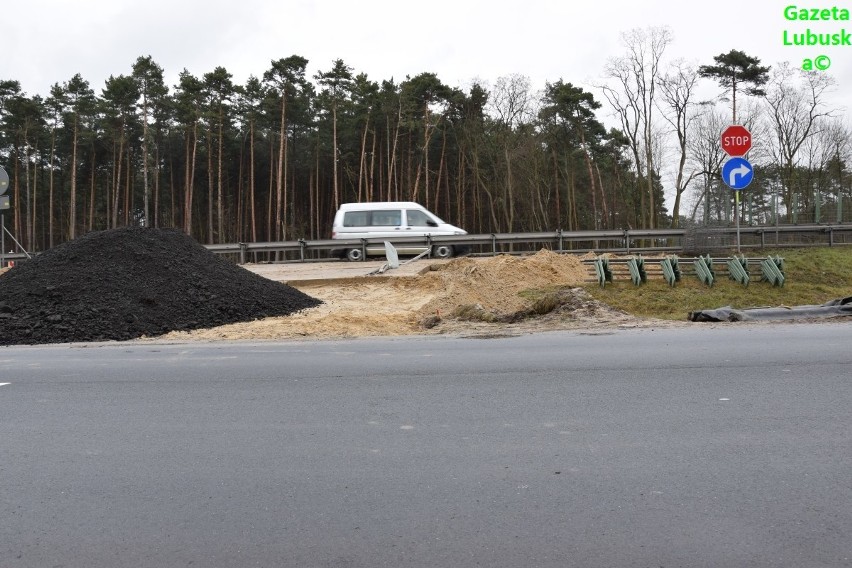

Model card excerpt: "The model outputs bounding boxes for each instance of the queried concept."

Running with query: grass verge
[582,247,852,321]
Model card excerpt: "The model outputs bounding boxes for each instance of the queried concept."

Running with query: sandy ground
[162,250,684,342]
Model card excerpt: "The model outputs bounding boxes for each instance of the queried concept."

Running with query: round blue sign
[722,157,754,190]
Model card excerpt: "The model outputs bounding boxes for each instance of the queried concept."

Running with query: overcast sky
[6,0,851,209]
[7,0,850,107]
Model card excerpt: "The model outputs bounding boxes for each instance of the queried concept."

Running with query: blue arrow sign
[722,157,754,190]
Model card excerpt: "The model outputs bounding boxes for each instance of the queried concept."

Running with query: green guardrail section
[660,255,681,287]
[693,255,715,287]
[626,255,647,286]
[593,256,614,287]
[726,255,750,286]
[761,255,786,287]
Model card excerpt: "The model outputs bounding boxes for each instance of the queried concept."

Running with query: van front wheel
[346,248,364,262]
[431,245,454,259]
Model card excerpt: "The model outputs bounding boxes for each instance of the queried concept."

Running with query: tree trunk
[217,110,224,242]
[435,131,447,214]
[207,126,214,243]
[112,124,125,229]
[142,92,150,225]
[595,162,609,229]
[504,145,514,231]
[358,116,369,203]
[552,151,561,229]
[276,95,286,242]
[88,152,96,232]
[124,147,132,226]
[70,115,79,239]
[579,129,598,229]
[183,121,198,235]
[153,142,160,228]
[49,122,56,248]
[332,103,339,209]
[249,119,257,244]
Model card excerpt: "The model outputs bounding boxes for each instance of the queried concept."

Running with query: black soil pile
[0,227,322,346]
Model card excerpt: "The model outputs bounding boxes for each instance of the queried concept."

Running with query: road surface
[2,323,851,567]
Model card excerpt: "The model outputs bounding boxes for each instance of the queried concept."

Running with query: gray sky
[7,0,849,106]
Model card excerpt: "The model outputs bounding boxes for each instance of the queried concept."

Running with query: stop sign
[721,125,752,157]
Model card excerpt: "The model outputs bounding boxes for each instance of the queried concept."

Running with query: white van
[331,202,467,261]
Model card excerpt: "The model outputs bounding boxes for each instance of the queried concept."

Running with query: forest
[0,27,849,255]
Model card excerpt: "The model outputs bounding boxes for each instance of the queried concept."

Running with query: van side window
[406,209,435,227]
[371,210,402,226]
[343,211,370,227]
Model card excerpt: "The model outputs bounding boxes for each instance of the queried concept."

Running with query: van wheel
[346,248,363,262]
[431,245,454,259]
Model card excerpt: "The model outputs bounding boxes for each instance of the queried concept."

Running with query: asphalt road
[1,323,851,567]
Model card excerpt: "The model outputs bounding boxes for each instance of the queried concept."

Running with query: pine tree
[698,49,770,123]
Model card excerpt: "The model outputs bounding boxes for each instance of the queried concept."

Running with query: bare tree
[764,62,836,220]
[601,26,672,228]
[800,118,850,221]
[658,59,700,227]
[486,74,537,231]
[489,74,535,129]
[687,108,727,222]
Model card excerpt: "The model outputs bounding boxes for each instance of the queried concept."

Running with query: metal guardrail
[2,224,851,267]
[205,228,688,263]
[202,224,852,263]
[582,254,786,288]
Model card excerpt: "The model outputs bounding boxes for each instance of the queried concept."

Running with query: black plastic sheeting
[688,297,852,322]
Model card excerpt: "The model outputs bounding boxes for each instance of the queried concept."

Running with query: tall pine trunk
[70,115,79,238]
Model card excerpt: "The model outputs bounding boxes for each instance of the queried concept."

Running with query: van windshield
[406,209,441,226]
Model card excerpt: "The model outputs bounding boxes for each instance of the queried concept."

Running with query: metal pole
[735,191,741,253]
[815,189,821,223]
[838,194,843,224]
[775,192,780,246]
[1,214,4,269]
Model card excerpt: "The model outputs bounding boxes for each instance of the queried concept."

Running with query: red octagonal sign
[721,125,752,157]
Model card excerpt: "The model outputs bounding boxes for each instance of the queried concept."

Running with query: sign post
[721,126,753,253]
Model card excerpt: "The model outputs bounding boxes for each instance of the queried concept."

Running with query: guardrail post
[624,230,630,254]
[426,235,433,257]
[557,229,563,252]
[238,242,247,265]
[360,239,368,261]
[298,239,307,261]
[491,234,497,256]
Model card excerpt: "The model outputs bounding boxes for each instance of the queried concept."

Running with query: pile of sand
[418,249,591,316]
[163,249,616,341]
